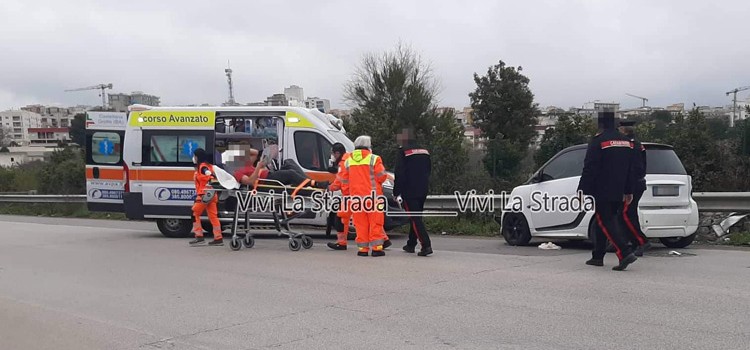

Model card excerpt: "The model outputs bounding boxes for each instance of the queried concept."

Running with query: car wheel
[502,213,532,246]
[659,233,696,249]
[157,219,192,238]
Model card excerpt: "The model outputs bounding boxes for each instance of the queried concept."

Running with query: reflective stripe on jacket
[341,149,387,196]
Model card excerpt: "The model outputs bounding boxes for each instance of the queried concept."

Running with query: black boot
[612,254,637,271]
[417,246,433,256]
[383,239,392,249]
[208,238,224,246]
[327,242,347,250]
[189,237,205,246]
[403,245,415,253]
[371,250,385,257]
[634,242,651,257]
[586,258,603,266]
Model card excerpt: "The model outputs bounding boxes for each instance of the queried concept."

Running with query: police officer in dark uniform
[578,111,639,271]
[394,127,433,256]
[618,120,651,256]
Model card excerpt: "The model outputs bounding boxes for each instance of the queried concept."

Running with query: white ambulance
[85,105,407,237]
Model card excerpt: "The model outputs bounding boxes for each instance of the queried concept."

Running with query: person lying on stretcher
[232,147,328,189]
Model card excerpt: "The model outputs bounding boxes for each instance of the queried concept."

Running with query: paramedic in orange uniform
[189,148,223,246]
[339,136,389,257]
[327,142,392,251]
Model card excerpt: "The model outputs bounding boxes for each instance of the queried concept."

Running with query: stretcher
[205,171,328,252]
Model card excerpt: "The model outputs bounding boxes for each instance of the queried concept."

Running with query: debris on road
[669,251,682,256]
[538,242,561,250]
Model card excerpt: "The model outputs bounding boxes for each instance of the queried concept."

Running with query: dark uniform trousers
[593,199,634,260]
[620,182,647,247]
[403,197,431,249]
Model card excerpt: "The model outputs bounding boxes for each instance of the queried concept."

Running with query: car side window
[542,149,586,180]
[293,131,332,171]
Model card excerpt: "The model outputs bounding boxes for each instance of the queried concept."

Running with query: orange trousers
[352,211,386,252]
[336,210,352,245]
[192,195,222,240]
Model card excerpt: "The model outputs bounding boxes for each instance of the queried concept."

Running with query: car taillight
[123,163,130,193]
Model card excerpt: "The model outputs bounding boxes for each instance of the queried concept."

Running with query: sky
[1,0,749,112]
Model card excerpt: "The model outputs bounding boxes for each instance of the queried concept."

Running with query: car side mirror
[531,171,543,183]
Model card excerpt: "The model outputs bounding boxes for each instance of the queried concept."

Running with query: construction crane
[625,93,649,108]
[726,85,750,128]
[65,83,113,109]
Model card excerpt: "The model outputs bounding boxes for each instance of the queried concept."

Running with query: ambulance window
[293,131,331,171]
[148,134,206,164]
[91,132,121,164]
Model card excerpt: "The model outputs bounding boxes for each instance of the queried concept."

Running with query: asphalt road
[1,215,749,350]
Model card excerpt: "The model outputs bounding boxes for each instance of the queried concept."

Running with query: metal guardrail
[0,194,86,203]
[1,192,750,212]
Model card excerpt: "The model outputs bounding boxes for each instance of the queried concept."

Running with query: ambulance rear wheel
[157,219,192,238]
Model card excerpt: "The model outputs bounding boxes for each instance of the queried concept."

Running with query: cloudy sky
[1,0,749,112]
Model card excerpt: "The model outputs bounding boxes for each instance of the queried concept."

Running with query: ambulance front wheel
[157,219,192,238]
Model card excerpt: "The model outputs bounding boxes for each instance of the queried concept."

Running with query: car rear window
[645,149,687,175]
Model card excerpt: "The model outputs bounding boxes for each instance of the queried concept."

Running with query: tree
[0,126,12,147]
[38,147,85,194]
[343,42,468,194]
[469,60,538,182]
[69,113,86,147]
[663,108,724,191]
[535,114,597,167]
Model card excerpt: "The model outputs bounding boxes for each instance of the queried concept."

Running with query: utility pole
[225,61,236,106]
[726,86,750,127]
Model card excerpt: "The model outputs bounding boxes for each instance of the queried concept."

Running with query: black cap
[619,120,636,127]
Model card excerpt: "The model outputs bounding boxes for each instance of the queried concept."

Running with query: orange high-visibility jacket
[340,149,387,197]
[329,152,351,194]
[194,162,214,196]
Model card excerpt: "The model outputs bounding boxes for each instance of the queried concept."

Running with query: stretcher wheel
[289,238,301,251]
[230,238,242,251]
[301,236,313,249]
[243,235,255,248]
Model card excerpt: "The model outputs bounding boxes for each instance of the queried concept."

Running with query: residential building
[28,127,70,145]
[305,97,331,113]
[666,103,685,117]
[265,93,289,106]
[21,104,86,128]
[0,146,62,167]
[329,109,351,118]
[0,110,43,146]
[284,85,305,103]
[109,91,160,112]
[463,126,486,150]
[454,107,473,126]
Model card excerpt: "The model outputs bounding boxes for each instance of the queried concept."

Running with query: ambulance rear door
[84,111,128,212]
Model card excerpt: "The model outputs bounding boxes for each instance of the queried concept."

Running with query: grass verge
[394,214,500,237]
[0,203,126,220]
[716,231,750,246]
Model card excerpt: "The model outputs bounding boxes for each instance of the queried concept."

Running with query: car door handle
[93,167,100,179]
[132,162,141,166]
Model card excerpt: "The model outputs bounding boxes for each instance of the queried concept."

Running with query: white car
[498,142,699,248]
